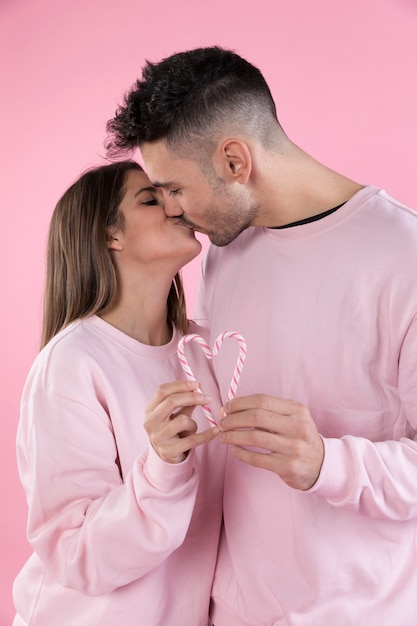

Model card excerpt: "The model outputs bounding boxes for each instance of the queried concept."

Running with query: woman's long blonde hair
[41,161,188,348]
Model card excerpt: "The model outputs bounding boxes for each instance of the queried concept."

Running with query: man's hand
[219,394,324,490]
[145,380,219,463]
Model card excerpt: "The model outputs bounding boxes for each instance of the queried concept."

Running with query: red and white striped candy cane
[214,331,247,401]
[177,331,247,426]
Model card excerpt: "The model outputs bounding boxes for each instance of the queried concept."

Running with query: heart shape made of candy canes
[177,331,247,426]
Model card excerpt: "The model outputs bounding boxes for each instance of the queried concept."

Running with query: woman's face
[109,169,202,275]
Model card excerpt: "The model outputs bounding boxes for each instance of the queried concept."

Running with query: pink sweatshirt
[13,317,225,626]
[195,186,417,625]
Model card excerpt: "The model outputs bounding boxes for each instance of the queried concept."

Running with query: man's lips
[174,217,200,231]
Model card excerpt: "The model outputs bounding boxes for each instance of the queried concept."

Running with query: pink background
[1,0,417,622]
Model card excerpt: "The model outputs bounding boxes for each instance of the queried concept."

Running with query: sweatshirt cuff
[306,437,352,501]
[142,444,195,493]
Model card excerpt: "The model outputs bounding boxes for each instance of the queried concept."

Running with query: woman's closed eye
[135,184,164,207]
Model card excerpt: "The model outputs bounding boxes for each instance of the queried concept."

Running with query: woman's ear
[215,139,252,184]
[106,226,124,251]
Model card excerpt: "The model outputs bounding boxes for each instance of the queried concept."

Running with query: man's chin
[208,227,249,247]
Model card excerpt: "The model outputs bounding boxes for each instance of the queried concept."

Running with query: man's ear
[215,139,252,184]
[106,226,124,251]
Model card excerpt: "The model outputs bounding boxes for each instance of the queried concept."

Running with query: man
[106,47,417,625]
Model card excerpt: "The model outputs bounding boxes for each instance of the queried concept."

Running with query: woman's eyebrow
[134,185,157,198]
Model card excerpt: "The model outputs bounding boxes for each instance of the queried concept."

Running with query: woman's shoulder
[24,318,102,393]
[40,318,98,360]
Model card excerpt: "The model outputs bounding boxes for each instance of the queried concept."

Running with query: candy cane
[177,331,247,426]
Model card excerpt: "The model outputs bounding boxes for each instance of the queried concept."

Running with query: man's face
[141,140,259,247]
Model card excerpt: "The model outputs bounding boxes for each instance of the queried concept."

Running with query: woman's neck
[101,308,172,346]
[100,277,173,346]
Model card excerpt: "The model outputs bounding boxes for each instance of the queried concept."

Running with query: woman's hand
[144,380,219,463]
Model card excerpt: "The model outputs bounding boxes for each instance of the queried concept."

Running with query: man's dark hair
[105,46,279,158]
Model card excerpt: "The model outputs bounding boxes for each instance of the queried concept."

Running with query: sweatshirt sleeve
[18,389,198,596]
[308,313,417,521]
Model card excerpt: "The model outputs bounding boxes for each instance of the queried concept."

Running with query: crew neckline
[263,185,378,241]
[85,315,180,358]
[272,201,346,229]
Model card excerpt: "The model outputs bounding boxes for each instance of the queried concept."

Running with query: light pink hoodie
[196,186,417,625]
[13,317,225,626]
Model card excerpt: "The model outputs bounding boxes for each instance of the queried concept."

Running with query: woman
[13,161,225,625]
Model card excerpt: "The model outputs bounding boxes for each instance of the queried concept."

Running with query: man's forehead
[140,139,170,162]
[141,141,200,183]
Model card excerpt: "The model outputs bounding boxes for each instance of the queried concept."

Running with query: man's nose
[163,195,183,217]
